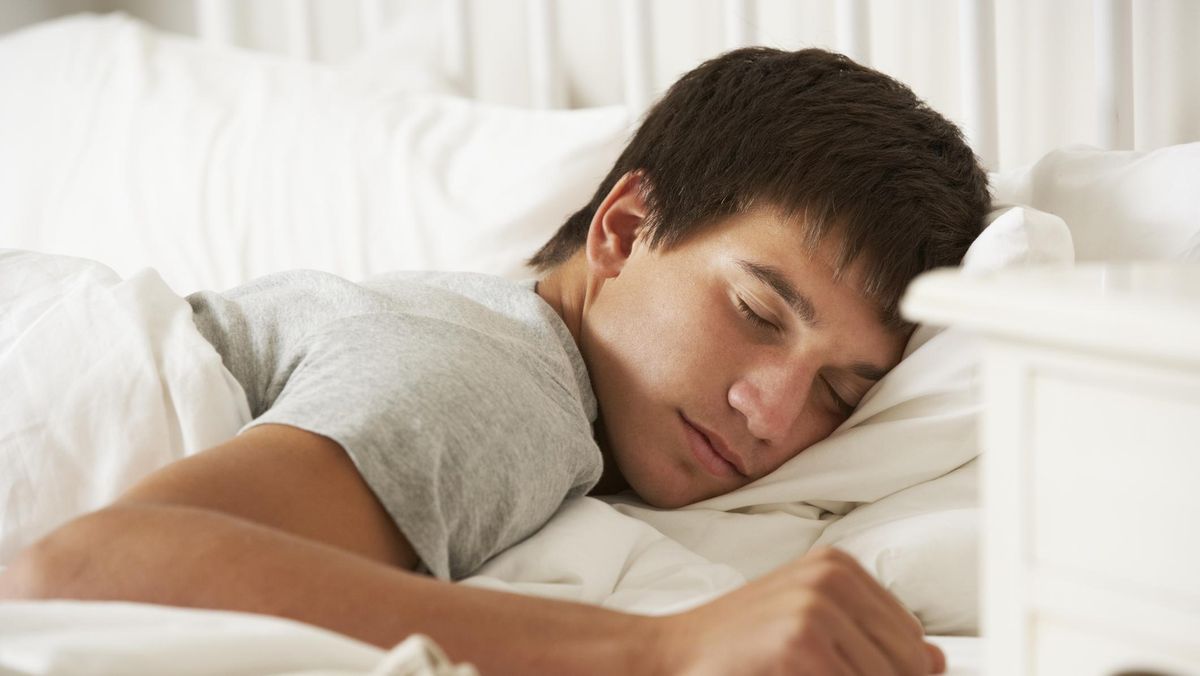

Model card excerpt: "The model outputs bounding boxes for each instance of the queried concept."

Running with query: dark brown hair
[525,47,991,330]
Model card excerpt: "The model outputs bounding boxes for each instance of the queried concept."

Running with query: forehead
[681,207,868,297]
[664,207,907,354]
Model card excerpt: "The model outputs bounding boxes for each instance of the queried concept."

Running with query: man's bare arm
[0,500,653,674]
[0,424,945,675]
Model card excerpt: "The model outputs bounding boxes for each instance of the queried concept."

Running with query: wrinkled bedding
[0,248,982,673]
[0,601,981,675]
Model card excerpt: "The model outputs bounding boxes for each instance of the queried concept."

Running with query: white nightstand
[902,263,1200,676]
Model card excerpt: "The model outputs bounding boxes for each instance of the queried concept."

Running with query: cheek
[752,414,836,477]
[587,265,747,427]
[800,413,840,448]
[619,277,730,382]
[655,284,747,389]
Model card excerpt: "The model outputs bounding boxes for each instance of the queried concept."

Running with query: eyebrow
[734,258,890,383]
[735,258,820,327]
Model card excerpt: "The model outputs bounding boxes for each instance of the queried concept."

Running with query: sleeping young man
[0,47,988,675]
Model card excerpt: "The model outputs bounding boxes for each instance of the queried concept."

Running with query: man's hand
[655,547,946,676]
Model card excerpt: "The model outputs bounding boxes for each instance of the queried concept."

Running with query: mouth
[681,413,748,479]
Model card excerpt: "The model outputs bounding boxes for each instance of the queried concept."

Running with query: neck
[587,415,631,497]
[534,256,630,498]
[533,254,588,350]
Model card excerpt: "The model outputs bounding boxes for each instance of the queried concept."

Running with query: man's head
[530,47,990,508]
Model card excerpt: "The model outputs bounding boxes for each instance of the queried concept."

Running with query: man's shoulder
[362,270,537,318]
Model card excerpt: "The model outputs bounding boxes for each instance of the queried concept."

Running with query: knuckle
[783,619,824,653]
[907,609,927,634]
[792,587,828,618]
[808,546,843,562]
[787,590,816,619]
[810,559,850,589]
[781,594,825,637]
[822,546,866,572]
[806,547,857,576]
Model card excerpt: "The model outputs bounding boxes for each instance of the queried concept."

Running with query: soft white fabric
[0,600,978,675]
[0,249,250,565]
[0,602,477,676]
[0,11,1064,637]
[811,461,981,635]
[960,205,1076,275]
[0,199,1059,641]
[337,1,461,99]
[5,10,1198,648]
[990,143,1200,262]
[0,14,629,294]
[463,497,746,615]
[0,247,979,672]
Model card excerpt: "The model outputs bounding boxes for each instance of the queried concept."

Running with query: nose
[728,355,817,445]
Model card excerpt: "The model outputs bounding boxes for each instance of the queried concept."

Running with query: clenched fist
[652,547,946,675]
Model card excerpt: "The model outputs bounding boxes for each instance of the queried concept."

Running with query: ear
[585,171,649,280]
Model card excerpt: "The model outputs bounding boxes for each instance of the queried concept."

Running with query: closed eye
[824,378,854,416]
[739,294,856,416]
[736,296,780,333]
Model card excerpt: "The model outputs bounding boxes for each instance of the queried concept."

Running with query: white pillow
[0,250,251,566]
[0,14,631,295]
[812,460,980,635]
[960,204,1076,274]
[991,143,1200,262]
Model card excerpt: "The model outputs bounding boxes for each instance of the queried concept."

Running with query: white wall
[2,0,1197,171]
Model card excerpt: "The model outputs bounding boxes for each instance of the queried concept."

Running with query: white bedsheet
[0,602,475,676]
[0,601,980,675]
[0,250,249,564]
[0,249,980,672]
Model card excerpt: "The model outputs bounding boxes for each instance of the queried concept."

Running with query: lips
[681,414,749,479]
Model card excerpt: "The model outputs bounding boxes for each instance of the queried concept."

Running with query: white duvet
[0,248,982,674]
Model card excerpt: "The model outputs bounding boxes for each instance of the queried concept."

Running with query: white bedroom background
[2,5,1199,671]
[2,0,1198,171]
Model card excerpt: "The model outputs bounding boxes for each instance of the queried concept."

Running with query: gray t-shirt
[186,269,603,581]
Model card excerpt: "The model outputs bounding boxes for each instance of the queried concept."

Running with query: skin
[542,171,909,507]
[0,171,943,675]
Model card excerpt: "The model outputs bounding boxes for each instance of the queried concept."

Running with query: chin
[609,426,703,509]
[628,474,697,509]
[640,492,693,510]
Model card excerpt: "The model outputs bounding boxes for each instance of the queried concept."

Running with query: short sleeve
[243,312,602,581]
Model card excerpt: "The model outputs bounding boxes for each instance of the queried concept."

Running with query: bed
[1,2,1197,674]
